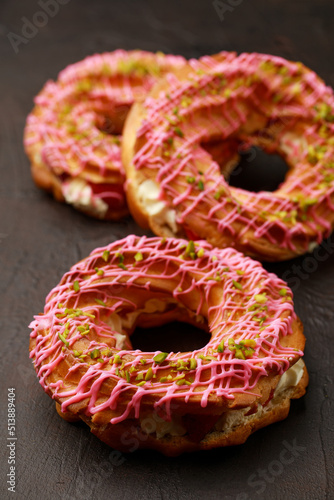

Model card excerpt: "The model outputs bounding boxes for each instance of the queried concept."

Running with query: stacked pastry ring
[24,50,186,220]
[123,51,334,261]
[30,235,308,455]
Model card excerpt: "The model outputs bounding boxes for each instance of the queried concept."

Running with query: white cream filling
[114,332,127,350]
[140,413,186,440]
[308,241,319,253]
[274,358,304,396]
[138,180,179,234]
[106,298,206,351]
[140,359,305,439]
[62,178,108,217]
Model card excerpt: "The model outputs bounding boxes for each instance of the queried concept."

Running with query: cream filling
[139,359,305,439]
[308,241,319,253]
[62,178,108,217]
[274,358,304,396]
[141,413,186,440]
[106,298,205,347]
[106,299,177,349]
[138,180,179,235]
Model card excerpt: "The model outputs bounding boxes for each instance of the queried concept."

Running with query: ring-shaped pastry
[30,235,308,455]
[123,52,334,260]
[24,50,185,220]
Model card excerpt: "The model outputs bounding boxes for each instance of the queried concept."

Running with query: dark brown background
[0,1,333,499]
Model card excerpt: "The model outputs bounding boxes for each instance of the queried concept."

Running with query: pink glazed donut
[123,51,334,260]
[24,50,186,220]
[30,235,308,455]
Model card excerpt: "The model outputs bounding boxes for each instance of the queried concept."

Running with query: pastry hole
[130,321,209,353]
[95,105,131,135]
[228,146,289,193]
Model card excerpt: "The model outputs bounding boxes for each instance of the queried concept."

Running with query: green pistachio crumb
[186,176,196,184]
[90,349,101,359]
[197,248,205,258]
[145,368,153,381]
[174,127,184,138]
[153,352,168,364]
[232,280,243,290]
[102,250,110,262]
[254,294,267,303]
[217,341,225,353]
[189,358,197,370]
[134,252,143,262]
[58,332,69,347]
[95,298,107,307]
[235,349,245,360]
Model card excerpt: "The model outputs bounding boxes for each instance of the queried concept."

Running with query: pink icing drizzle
[24,50,185,215]
[30,235,302,424]
[132,52,334,258]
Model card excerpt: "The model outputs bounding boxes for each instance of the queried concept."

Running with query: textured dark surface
[1,1,334,499]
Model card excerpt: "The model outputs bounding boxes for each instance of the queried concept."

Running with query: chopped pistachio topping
[174,127,184,138]
[90,349,101,359]
[189,358,197,370]
[217,341,225,353]
[137,381,146,387]
[214,187,226,200]
[102,250,110,262]
[197,248,205,258]
[184,240,196,259]
[153,352,168,364]
[78,324,90,335]
[134,252,143,262]
[145,368,153,381]
[116,252,127,270]
[186,176,196,184]
[235,349,245,360]
[95,267,104,276]
[136,372,144,381]
[58,332,69,347]
[279,288,287,296]
[198,179,204,191]
[228,338,256,359]
[95,298,106,307]
[73,280,80,292]
[254,294,267,303]
[232,279,243,290]
[239,339,257,348]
